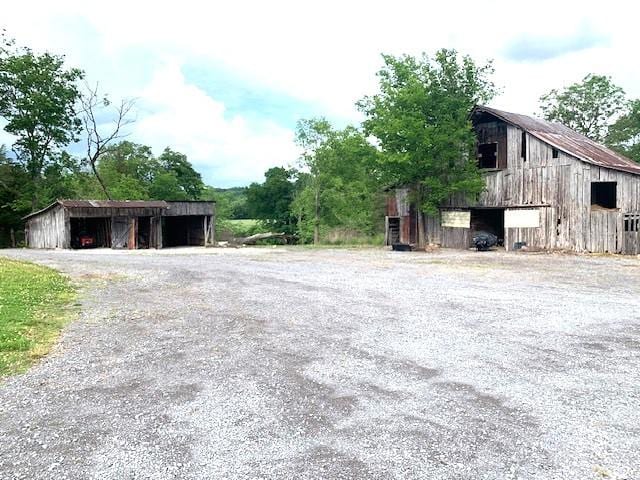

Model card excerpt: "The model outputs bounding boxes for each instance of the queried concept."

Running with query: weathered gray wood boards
[385,106,640,254]
[24,200,215,249]
[23,204,68,249]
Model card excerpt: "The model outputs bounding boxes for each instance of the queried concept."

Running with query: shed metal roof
[473,105,640,176]
[58,200,169,209]
[23,199,170,220]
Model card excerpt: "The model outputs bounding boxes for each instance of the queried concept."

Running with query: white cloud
[133,61,299,186]
[1,0,640,185]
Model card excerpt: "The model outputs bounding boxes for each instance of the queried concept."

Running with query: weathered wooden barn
[385,105,640,254]
[24,200,215,249]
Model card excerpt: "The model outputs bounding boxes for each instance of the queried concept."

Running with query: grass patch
[0,258,76,378]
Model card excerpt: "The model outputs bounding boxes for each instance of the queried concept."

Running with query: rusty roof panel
[474,106,640,176]
[23,200,170,220]
[59,200,169,208]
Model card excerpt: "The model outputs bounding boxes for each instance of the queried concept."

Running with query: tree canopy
[292,119,382,243]
[606,99,640,163]
[0,32,84,208]
[539,74,627,143]
[358,49,496,245]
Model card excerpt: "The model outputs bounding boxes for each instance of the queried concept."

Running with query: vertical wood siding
[26,206,68,248]
[427,122,640,253]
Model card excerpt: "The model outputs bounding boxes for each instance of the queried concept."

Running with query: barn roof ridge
[22,199,217,220]
[473,105,640,176]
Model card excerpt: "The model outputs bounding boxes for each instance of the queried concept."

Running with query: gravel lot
[0,247,639,480]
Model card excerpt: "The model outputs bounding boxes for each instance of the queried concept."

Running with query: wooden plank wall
[67,207,166,218]
[26,206,68,248]
[428,123,640,253]
[164,202,215,216]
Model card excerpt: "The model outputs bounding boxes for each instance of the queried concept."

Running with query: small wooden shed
[24,200,215,249]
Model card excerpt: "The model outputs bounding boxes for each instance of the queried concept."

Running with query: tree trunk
[90,158,112,200]
[240,232,287,245]
[313,187,320,245]
[10,228,16,248]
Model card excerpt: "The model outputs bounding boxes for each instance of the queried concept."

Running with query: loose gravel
[0,247,639,480]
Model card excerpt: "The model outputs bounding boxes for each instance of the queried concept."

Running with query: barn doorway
[470,208,505,246]
[137,217,151,249]
[386,217,401,245]
[162,216,205,247]
[70,217,111,249]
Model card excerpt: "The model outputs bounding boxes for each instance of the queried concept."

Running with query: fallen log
[239,232,287,245]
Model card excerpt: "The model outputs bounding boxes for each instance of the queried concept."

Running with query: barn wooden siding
[387,122,640,254]
[25,205,69,249]
[163,201,215,216]
[384,188,416,245]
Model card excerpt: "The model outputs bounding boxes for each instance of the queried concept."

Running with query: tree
[294,118,333,244]
[539,74,627,142]
[96,141,154,199]
[157,148,204,199]
[358,49,496,247]
[292,120,381,243]
[96,141,204,201]
[606,99,640,163]
[0,145,30,246]
[245,167,297,234]
[80,82,135,199]
[0,32,84,209]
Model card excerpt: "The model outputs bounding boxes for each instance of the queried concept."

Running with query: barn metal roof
[23,200,169,220]
[58,200,169,209]
[473,105,640,176]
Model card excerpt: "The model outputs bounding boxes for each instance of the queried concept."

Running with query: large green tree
[357,49,496,246]
[96,141,204,200]
[293,119,381,243]
[245,167,297,234]
[0,33,84,209]
[539,74,626,142]
[156,148,204,199]
[606,99,640,163]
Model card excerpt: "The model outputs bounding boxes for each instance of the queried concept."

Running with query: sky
[2,0,639,187]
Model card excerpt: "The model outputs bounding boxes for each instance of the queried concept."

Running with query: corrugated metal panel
[59,200,169,209]
[474,105,640,176]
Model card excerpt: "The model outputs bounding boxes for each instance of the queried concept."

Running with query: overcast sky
[2,1,639,187]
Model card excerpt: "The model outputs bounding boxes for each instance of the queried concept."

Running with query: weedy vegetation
[0,258,76,377]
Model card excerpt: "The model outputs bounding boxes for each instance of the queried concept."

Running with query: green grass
[223,219,263,237]
[0,258,76,378]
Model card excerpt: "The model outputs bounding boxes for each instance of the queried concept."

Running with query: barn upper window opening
[591,182,617,210]
[521,131,526,159]
[477,142,497,169]
[552,148,559,158]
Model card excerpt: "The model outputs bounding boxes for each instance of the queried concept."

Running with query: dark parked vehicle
[472,231,498,251]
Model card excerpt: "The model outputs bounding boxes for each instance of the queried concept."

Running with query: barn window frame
[552,148,559,158]
[624,213,640,232]
[591,181,617,210]
[477,142,498,169]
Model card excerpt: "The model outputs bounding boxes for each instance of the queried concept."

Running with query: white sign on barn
[441,210,471,228]
[504,208,540,228]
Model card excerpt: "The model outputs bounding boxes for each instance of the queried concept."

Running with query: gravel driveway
[0,247,639,480]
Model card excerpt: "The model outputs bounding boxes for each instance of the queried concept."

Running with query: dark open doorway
[137,217,151,249]
[386,217,400,245]
[470,208,505,246]
[162,216,205,247]
[70,217,111,249]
